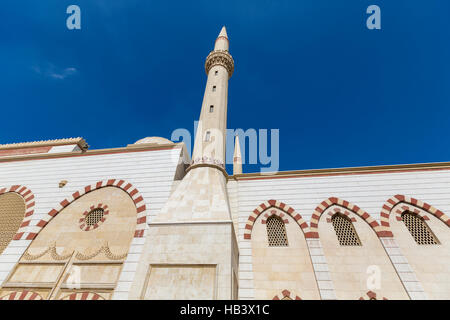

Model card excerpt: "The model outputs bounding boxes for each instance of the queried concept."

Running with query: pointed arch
[272,289,301,300]
[243,200,310,240]
[0,185,36,240]
[380,195,450,232]
[309,197,392,238]
[27,179,147,240]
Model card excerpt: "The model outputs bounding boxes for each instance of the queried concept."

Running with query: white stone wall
[0,147,182,296]
[234,169,450,222]
[232,168,450,299]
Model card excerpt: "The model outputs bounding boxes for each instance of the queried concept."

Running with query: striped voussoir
[0,185,36,241]
[0,290,42,300]
[380,195,450,232]
[61,292,105,300]
[244,200,310,240]
[272,289,301,300]
[260,209,289,225]
[359,290,388,300]
[394,204,430,222]
[325,207,357,223]
[29,179,147,240]
[309,197,390,238]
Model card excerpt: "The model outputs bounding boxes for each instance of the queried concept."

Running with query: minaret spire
[146,27,238,300]
[157,27,235,223]
[191,26,234,171]
[233,135,243,175]
[215,26,229,51]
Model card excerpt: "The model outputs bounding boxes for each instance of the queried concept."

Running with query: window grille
[401,212,438,245]
[85,208,104,226]
[266,216,288,247]
[0,193,25,254]
[212,86,216,92]
[209,105,214,113]
[331,214,361,246]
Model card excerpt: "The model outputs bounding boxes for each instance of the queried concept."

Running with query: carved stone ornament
[205,50,234,77]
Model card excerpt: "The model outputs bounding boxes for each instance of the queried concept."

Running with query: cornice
[0,137,88,151]
[228,161,450,181]
[0,143,183,164]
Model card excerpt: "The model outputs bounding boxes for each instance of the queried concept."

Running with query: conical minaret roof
[218,26,228,38]
[214,26,229,51]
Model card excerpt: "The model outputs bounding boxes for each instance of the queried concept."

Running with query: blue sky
[0,0,449,173]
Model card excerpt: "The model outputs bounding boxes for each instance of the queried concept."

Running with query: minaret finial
[233,135,243,175]
[218,26,228,38]
[214,26,229,51]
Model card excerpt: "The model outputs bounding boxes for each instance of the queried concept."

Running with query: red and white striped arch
[0,185,36,241]
[244,200,310,240]
[0,290,42,300]
[60,292,105,300]
[28,179,147,240]
[393,204,432,222]
[380,195,450,231]
[260,209,289,225]
[325,207,357,223]
[309,197,392,238]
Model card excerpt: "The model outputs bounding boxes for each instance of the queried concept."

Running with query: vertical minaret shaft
[192,26,234,168]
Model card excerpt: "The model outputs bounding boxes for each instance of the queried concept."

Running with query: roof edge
[229,161,450,180]
[0,142,183,163]
[0,138,88,151]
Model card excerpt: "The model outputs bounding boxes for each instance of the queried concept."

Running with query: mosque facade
[0,27,448,300]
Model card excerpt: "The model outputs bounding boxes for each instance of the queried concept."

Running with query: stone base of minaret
[128,166,239,299]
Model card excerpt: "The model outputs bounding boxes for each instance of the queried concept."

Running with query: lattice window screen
[266,216,288,247]
[401,212,439,245]
[0,193,25,254]
[85,208,104,226]
[331,214,361,246]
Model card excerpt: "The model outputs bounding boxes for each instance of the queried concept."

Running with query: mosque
[0,27,448,300]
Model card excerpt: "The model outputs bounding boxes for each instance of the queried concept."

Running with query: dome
[134,136,174,146]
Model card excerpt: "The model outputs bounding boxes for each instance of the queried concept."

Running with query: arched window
[401,212,439,245]
[0,193,25,254]
[331,214,361,246]
[266,216,288,246]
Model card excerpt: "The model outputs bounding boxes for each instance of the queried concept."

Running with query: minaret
[138,27,239,300]
[192,26,234,168]
[233,135,242,175]
[153,26,235,222]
